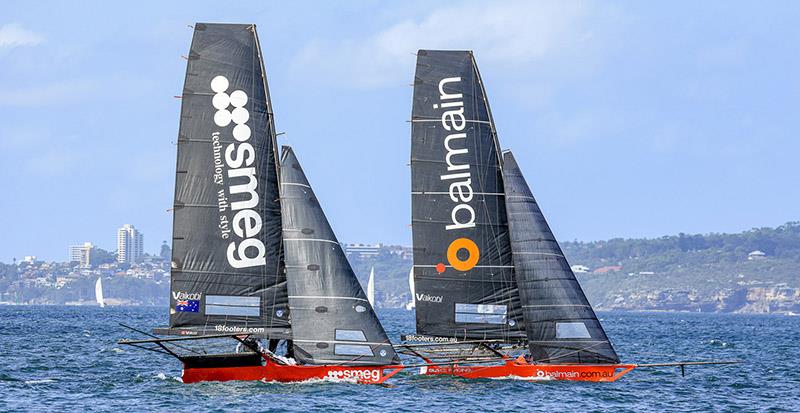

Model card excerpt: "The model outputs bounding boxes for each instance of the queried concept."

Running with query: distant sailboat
[404,268,415,311]
[95,277,105,308]
[367,267,375,308]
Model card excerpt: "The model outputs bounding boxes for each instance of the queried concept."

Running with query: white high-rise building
[69,242,95,267]
[117,224,144,263]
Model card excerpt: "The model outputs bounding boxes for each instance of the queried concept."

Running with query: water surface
[0,307,797,412]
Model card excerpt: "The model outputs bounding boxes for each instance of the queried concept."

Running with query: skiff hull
[182,360,404,384]
[420,360,636,382]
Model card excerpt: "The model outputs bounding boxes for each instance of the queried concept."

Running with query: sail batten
[280,146,399,366]
[167,23,289,338]
[503,151,619,364]
[410,50,525,340]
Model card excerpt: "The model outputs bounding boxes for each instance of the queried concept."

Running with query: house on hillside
[571,265,590,273]
[344,243,382,258]
[747,250,767,261]
[593,265,623,274]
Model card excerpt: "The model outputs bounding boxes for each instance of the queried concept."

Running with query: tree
[92,248,117,265]
[160,241,171,259]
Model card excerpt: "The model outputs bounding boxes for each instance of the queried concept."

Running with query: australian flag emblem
[176,299,200,312]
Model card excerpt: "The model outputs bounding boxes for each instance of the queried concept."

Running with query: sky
[1,1,798,262]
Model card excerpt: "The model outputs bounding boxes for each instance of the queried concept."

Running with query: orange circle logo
[446,238,480,272]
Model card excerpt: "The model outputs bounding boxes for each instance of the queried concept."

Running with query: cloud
[0,79,98,107]
[0,23,44,48]
[291,1,614,89]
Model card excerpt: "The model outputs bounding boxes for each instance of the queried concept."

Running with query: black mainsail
[164,23,289,337]
[280,147,400,365]
[503,151,619,364]
[410,50,525,340]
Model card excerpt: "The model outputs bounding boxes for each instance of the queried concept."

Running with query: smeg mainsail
[119,23,402,384]
[397,50,736,382]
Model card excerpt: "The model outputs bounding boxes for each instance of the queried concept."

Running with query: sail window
[205,295,260,317]
[334,344,374,357]
[455,303,507,324]
[335,329,367,342]
[556,322,592,339]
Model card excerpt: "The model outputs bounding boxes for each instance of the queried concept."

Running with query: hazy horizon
[2,1,798,261]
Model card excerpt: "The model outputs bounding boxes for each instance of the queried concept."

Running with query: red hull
[182,361,404,384]
[421,359,635,382]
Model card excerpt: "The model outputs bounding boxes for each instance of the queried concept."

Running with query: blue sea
[0,306,798,412]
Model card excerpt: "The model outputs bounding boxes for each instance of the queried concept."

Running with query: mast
[280,146,400,366]
[503,151,620,364]
[410,50,525,341]
[164,23,289,337]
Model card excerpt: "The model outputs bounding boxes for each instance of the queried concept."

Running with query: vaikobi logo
[209,75,266,269]
[172,291,202,301]
[416,293,443,303]
[434,76,479,274]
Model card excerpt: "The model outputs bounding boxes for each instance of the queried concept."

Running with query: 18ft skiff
[119,23,402,384]
[398,50,736,381]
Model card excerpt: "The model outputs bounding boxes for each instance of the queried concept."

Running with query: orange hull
[182,361,404,384]
[421,360,635,382]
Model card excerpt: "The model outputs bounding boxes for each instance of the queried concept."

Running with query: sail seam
[411,191,505,196]
[173,203,224,208]
[523,304,591,308]
[281,182,311,188]
[283,238,340,245]
[411,219,510,226]
[289,295,369,302]
[513,252,565,257]
[411,118,491,125]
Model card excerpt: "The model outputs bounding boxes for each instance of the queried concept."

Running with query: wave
[488,375,554,382]
[708,339,735,348]
[259,376,361,385]
[24,379,56,385]
[155,372,183,383]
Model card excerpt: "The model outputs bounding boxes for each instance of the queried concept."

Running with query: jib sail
[280,147,399,365]
[164,23,289,337]
[410,50,525,340]
[503,151,619,364]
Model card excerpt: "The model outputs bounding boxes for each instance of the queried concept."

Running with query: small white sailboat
[367,267,375,307]
[95,277,105,308]
[404,267,415,311]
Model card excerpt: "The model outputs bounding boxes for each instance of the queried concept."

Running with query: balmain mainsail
[409,50,525,342]
[119,23,403,384]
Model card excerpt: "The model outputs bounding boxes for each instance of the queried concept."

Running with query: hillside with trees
[353,222,800,314]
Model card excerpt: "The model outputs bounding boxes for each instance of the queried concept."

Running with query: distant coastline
[2,222,798,314]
